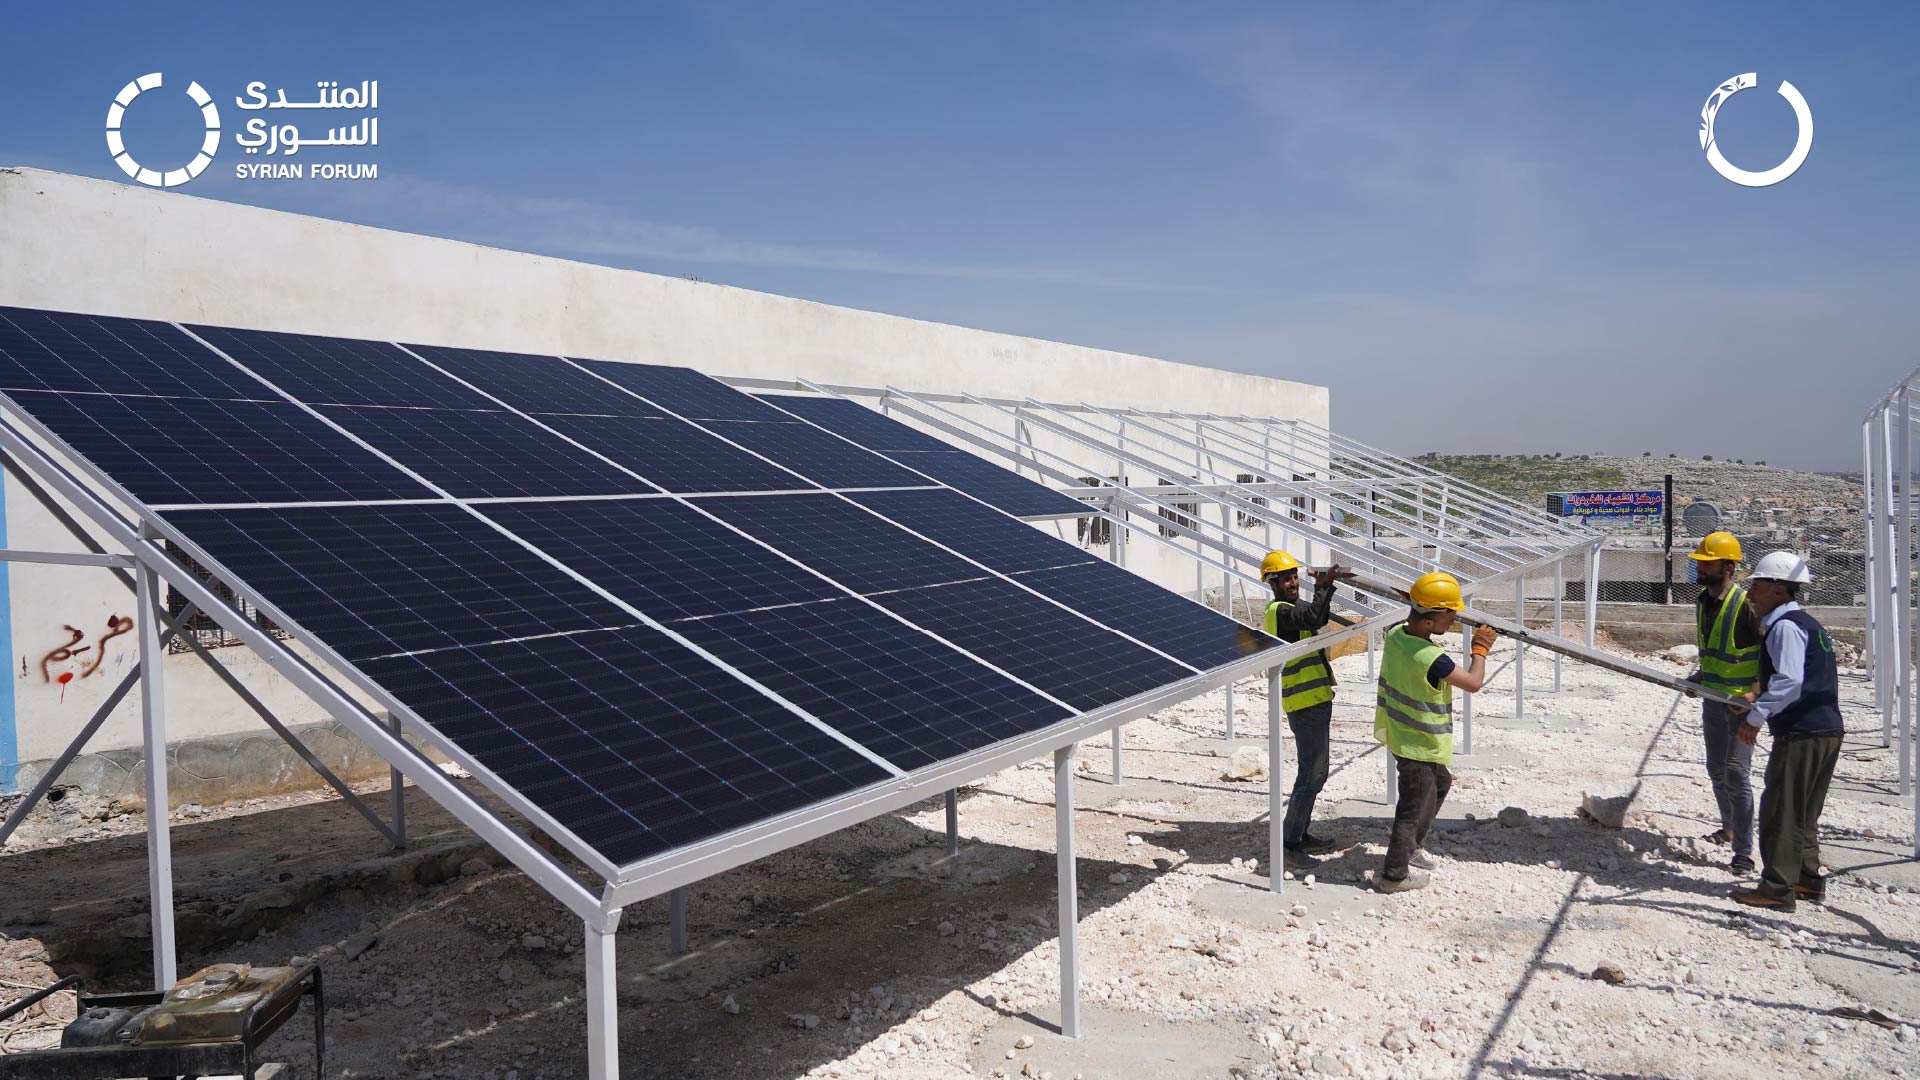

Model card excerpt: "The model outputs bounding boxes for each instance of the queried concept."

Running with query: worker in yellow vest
[1376,571,1497,893]
[1261,549,1355,869]
[1684,531,1763,875]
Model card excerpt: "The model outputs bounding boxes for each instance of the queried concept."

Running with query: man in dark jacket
[1261,549,1353,869]
[1729,552,1845,912]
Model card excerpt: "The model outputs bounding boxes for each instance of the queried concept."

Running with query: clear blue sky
[5,3,1916,470]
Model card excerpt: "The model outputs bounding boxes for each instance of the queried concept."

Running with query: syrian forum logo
[105,73,380,187]
[1699,73,1813,187]
[105,73,219,188]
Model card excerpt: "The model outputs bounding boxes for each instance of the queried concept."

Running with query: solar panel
[578,359,796,422]
[880,450,1088,518]
[695,492,995,594]
[161,503,636,661]
[316,405,654,499]
[476,498,847,622]
[0,307,273,400]
[758,394,953,453]
[405,344,667,418]
[0,306,1284,880]
[868,576,1197,711]
[531,413,814,494]
[848,488,1099,575]
[673,598,1071,770]
[757,394,1090,518]
[11,392,435,506]
[705,420,930,490]
[361,626,893,865]
[188,325,500,411]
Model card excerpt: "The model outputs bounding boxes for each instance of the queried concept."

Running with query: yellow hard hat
[1408,572,1464,613]
[1688,531,1743,563]
[1260,550,1300,579]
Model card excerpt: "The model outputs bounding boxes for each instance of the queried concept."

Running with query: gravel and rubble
[1,633,1915,1078]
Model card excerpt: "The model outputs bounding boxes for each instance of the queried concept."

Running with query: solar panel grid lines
[572,358,799,423]
[185,325,504,411]
[316,403,658,498]
[402,343,667,418]
[0,307,277,400]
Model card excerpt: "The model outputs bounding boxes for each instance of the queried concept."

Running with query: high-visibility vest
[1697,584,1761,695]
[1374,625,1453,764]
[1265,601,1335,712]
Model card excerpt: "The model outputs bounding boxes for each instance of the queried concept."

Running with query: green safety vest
[1697,584,1761,694]
[1374,625,1453,764]
[1264,601,1336,712]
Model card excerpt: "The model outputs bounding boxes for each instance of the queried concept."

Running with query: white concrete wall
[0,167,1328,775]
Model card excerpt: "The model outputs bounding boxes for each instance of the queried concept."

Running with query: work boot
[1296,833,1340,855]
[1283,846,1322,872]
[1729,887,1795,912]
[1407,849,1436,871]
[1378,870,1430,894]
[1729,854,1755,875]
[1701,829,1732,846]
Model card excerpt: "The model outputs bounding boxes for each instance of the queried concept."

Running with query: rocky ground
[2,633,1917,1080]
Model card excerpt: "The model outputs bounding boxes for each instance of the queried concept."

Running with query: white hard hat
[1750,551,1812,584]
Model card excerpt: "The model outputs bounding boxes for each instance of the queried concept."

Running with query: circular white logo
[105,73,221,188]
[1698,72,1812,188]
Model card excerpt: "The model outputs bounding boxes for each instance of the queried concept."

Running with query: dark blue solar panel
[881,451,1086,518]
[576,359,795,422]
[160,503,634,660]
[849,488,1099,574]
[188,325,499,411]
[359,626,893,866]
[535,413,811,494]
[673,598,1071,770]
[707,421,930,489]
[695,493,993,593]
[317,405,654,498]
[757,394,953,453]
[8,391,435,506]
[870,576,1195,711]
[405,344,666,418]
[1017,562,1278,670]
[476,498,845,621]
[0,307,272,400]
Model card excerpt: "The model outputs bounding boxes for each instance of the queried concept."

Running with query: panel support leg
[945,789,960,858]
[1267,667,1285,894]
[1458,628,1473,758]
[137,554,176,992]
[390,712,407,850]
[668,888,688,956]
[1552,560,1565,692]
[1054,744,1080,1039]
[1513,575,1527,722]
[585,911,622,1080]
[1224,681,1235,741]
[1365,626,1377,682]
[1110,727,1123,785]
[1583,544,1601,650]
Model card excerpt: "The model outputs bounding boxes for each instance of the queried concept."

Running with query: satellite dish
[1683,500,1722,538]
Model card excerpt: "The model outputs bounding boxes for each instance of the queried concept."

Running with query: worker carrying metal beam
[1683,531,1764,876]
[1375,571,1498,894]
[1260,549,1355,871]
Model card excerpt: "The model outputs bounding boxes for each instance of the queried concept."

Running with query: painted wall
[0,167,1329,785]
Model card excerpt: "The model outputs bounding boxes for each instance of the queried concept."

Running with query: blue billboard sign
[1547,490,1664,519]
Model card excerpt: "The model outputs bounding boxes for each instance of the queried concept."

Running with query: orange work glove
[1470,625,1498,656]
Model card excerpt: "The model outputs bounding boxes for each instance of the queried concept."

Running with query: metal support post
[390,713,407,849]
[1110,725,1123,784]
[1267,666,1285,894]
[1224,680,1235,741]
[1513,575,1527,721]
[945,789,960,857]
[1864,419,1883,723]
[1584,544,1601,649]
[584,913,621,1080]
[1552,559,1565,692]
[1901,391,1914,798]
[1365,626,1376,682]
[136,552,176,992]
[1458,628,1473,757]
[1054,744,1081,1039]
[668,888,688,955]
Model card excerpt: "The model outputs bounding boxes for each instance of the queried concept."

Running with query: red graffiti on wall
[38,625,86,683]
[36,615,136,697]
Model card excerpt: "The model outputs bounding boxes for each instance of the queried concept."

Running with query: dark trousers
[1384,755,1451,880]
[1701,701,1756,855]
[1757,733,1842,897]
[1282,701,1333,846]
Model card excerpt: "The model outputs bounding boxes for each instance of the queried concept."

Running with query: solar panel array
[0,306,1277,870]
